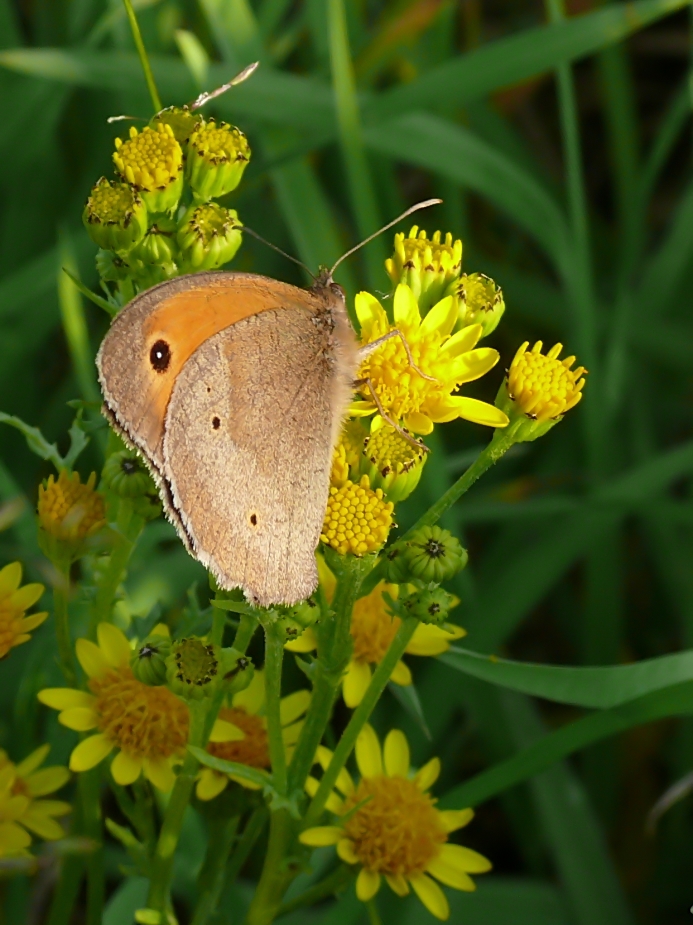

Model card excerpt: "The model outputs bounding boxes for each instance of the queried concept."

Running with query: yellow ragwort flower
[113,124,183,193]
[359,423,426,502]
[301,726,491,921]
[37,470,106,543]
[508,341,587,422]
[331,420,368,488]
[352,284,509,436]
[386,228,462,312]
[0,745,70,857]
[321,476,394,556]
[38,624,240,792]
[286,579,464,708]
[197,670,309,800]
[0,562,47,659]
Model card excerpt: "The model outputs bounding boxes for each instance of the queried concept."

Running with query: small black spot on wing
[212,416,221,430]
[150,340,171,373]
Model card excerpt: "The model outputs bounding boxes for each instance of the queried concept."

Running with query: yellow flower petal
[25,767,70,797]
[279,690,310,726]
[284,627,318,654]
[448,347,499,384]
[0,821,31,851]
[33,800,71,817]
[414,757,440,791]
[10,583,44,611]
[20,808,65,841]
[337,838,359,865]
[356,868,381,902]
[393,283,420,328]
[59,708,100,732]
[315,745,354,796]
[419,294,456,338]
[355,724,382,779]
[439,324,482,358]
[305,776,343,814]
[390,660,412,686]
[426,856,476,891]
[75,638,111,679]
[343,659,371,708]
[407,624,460,657]
[282,721,304,747]
[196,768,228,801]
[432,396,508,428]
[383,729,410,778]
[38,689,95,711]
[0,562,22,597]
[385,874,410,897]
[70,734,113,772]
[15,745,50,778]
[97,623,132,668]
[403,411,434,435]
[111,750,143,786]
[209,719,244,743]
[438,808,474,833]
[143,757,175,792]
[299,826,343,847]
[410,873,450,920]
[438,843,492,874]
[355,291,387,332]
[232,669,265,714]
[348,401,377,418]
[20,612,49,632]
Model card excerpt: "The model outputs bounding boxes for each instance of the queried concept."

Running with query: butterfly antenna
[190,61,259,111]
[328,198,443,279]
[107,114,147,124]
[242,226,316,280]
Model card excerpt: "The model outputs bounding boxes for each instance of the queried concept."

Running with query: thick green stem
[89,504,142,635]
[263,622,288,796]
[243,809,293,925]
[146,704,208,915]
[210,603,226,646]
[233,612,258,653]
[191,816,239,925]
[303,616,419,829]
[80,768,104,925]
[277,864,354,916]
[53,563,76,687]
[122,0,162,112]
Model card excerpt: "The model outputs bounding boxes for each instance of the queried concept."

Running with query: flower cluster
[0,562,47,660]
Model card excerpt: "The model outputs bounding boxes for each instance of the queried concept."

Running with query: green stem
[89,503,142,636]
[233,612,258,654]
[244,809,293,925]
[146,703,208,915]
[303,616,419,829]
[122,0,162,112]
[210,602,226,646]
[191,816,240,925]
[53,562,77,687]
[80,768,104,925]
[366,898,383,925]
[224,807,267,889]
[46,856,83,925]
[277,864,354,916]
[287,556,374,793]
[263,622,288,796]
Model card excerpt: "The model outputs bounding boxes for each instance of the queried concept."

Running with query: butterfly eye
[150,339,171,372]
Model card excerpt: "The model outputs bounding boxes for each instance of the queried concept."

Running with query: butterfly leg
[351,376,429,453]
[357,329,437,382]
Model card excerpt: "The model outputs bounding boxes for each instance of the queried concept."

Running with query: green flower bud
[382,542,411,584]
[385,227,462,314]
[131,633,171,686]
[402,583,455,625]
[102,451,153,498]
[176,203,242,272]
[186,119,250,201]
[405,525,468,583]
[166,637,222,701]
[83,178,148,253]
[220,648,254,695]
[150,106,202,146]
[456,273,505,337]
[132,216,178,267]
[278,598,320,642]
[113,124,184,214]
[358,424,426,503]
[96,248,146,283]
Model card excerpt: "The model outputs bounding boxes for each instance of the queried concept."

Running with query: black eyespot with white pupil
[150,340,171,373]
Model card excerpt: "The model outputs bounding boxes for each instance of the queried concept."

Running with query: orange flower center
[208,707,270,769]
[89,667,189,759]
[343,774,446,876]
[351,584,401,665]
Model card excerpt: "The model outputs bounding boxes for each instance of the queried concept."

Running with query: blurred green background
[2,0,693,923]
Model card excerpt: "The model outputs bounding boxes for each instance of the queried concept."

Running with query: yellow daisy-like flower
[321,476,394,556]
[196,670,309,800]
[0,745,70,857]
[0,562,48,659]
[300,726,491,921]
[286,580,465,708]
[385,228,462,313]
[37,624,241,792]
[113,124,183,192]
[508,341,587,422]
[37,470,106,543]
[352,284,509,436]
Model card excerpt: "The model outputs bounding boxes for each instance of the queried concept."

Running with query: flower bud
[186,119,250,201]
[385,227,462,314]
[384,526,467,584]
[150,106,202,146]
[176,203,242,273]
[101,451,161,521]
[401,583,455,624]
[132,216,178,267]
[96,248,145,283]
[83,178,148,253]
[166,637,222,701]
[358,424,426,503]
[38,471,106,564]
[278,598,320,643]
[131,633,171,686]
[320,475,394,557]
[220,649,254,695]
[113,124,184,214]
[456,273,505,338]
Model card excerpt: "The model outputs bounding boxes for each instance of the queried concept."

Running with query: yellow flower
[352,284,509,436]
[0,745,70,857]
[37,470,106,543]
[385,228,463,313]
[359,423,426,502]
[331,420,367,488]
[321,476,394,556]
[0,562,47,659]
[507,341,587,422]
[37,624,240,792]
[196,670,309,800]
[286,580,464,708]
[113,124,184,212]
[300,726,490,921]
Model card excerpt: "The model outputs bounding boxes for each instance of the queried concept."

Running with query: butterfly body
[97,271,359,606]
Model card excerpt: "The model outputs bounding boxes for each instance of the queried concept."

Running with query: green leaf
[0,412,64,470]
[61,267,116,317]
[188,745,273,790]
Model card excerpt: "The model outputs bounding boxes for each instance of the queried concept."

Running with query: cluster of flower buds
[101,450,161,521]
[83,107,250,301]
